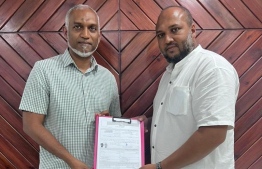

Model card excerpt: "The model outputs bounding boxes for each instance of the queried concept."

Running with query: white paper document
[94,116,144,169]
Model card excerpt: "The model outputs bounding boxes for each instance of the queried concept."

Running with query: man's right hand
[95,110,109,117]
[68,159,89,169]
[23,112,88,169]
[136,115,150,133]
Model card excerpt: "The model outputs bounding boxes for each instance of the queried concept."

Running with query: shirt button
[152,146,154,149]
[161,102,163,105]
[154,124,157,127]
[169,81,172,84]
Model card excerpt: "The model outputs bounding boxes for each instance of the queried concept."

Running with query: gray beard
[68,42,97,58]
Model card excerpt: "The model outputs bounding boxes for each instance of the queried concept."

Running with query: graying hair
[64,4,100,30]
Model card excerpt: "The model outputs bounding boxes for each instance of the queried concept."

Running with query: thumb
[98,110,109,116]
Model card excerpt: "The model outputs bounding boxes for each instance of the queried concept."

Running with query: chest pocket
[167,86,190,115]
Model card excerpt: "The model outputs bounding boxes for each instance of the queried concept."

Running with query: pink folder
[93,115,145,169]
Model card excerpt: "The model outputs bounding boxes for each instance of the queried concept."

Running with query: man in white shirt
[139,6,239,169]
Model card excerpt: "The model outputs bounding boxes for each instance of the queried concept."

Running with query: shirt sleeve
[109,76,121,117]
[19,61,49,115]
[192,67,239,128]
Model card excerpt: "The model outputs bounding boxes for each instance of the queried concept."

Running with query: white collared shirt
[151,45,239,169]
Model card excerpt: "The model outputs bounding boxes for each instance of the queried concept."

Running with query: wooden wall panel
[222,30,262,63]
[220,0,262,28]
[97,0,118,29]
[120,0,156,30]
[0,0,261,168]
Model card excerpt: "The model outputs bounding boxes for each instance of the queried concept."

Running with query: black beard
[163,35,194,64]
[164,48,191,64]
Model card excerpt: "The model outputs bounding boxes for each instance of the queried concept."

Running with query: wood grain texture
[20,0,65,31]
[121,32,155,71]
[178,0,222,29]
[235,118,262,159]
[0,150,16,169]
[121,34,160,93]
[0,119,38,168]
[196,30,221,48]
[235,136,262,169]
[97,0,118,29]
[222,30,262,64]
[220,0,262,28]
[243,0,262,22]
[120,0,155,30]
[236,78,261,120]
[96,35,120,72]
[1,0,44,32]
[0,0,261,168]
[235,98,261,141]
[249,156,262,169]
[199,0,242,29]
[0,0,24,29]
[206,30,243,54]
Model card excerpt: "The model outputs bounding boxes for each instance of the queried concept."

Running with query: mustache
[78,41,92,45]
[165,42,178,50]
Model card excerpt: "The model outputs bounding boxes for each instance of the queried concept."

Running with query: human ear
[62,26,68,40]
[191,24,197,38]
[98,31,101,44]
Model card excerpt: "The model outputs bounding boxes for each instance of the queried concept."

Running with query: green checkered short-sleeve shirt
[19,49,121,168]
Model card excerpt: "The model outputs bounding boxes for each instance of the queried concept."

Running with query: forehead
[156,8,187,31]
[69,8,98,25]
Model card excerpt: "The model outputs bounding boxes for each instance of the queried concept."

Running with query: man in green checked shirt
[19,4,121,169]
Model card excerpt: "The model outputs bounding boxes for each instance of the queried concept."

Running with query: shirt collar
[62,49,98,73]
[165,44,202,73]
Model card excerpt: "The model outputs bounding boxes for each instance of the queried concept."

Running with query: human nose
[165,34,174,44]
[80,27,90,39]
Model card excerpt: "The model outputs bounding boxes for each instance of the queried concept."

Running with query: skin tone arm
[23,110,109,169]
[139,124,228,169]
[23,112,89,169]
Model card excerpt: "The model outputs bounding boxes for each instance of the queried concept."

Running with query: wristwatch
[156,162,162,169]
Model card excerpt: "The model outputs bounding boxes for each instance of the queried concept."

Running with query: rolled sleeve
[192,67,237,129]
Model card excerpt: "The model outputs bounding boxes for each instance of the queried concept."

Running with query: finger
[137,115,147,121]
[100,110,109,116]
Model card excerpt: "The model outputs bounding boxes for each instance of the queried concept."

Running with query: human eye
[171,27,180,33]
[89,26,97,32]
[156,33,164,39]
[73,25,82,30]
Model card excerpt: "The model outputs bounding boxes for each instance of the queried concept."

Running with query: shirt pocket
[167,86,190,116]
